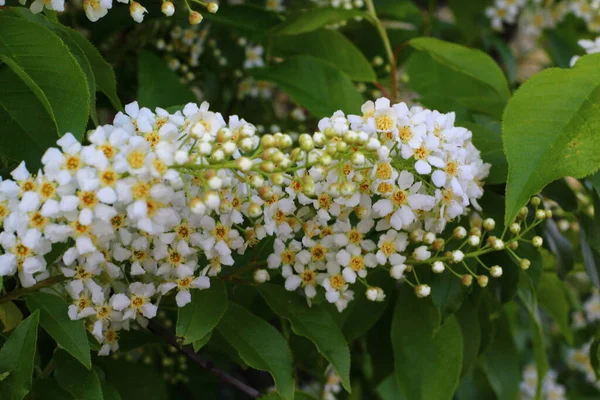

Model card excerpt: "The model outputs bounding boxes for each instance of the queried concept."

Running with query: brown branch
[149,321,261,398]
[0,275,68,305]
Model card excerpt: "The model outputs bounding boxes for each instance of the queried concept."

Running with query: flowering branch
[0,275,68,305]
[149,321,261,398]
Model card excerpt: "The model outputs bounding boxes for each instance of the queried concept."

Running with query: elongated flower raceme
[0,98,492,355]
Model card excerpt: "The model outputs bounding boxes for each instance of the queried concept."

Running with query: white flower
[123,282,158,320]
[413,245,431,261]
[244,45,265,69]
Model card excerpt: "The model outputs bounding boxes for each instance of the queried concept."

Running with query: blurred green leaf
[462,122,507,185]
[217,302,295,400]
[176,280,228,345]
[249,55,363,118]
[258,284,351,392]
[0,302,22,333]
[391,286,463,400]
[54,351,103,400]
[407,37,510,119]
[26,292,91,370]
[272,7,366,35]
[137,50,196,110]
[97,358,168,400]
[537,272,573,344]
[0,311,39,400]
[272,29,376,82]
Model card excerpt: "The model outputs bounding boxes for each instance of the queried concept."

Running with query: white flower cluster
[7,0,218,25]
[0,97,488,354]
[486,0,600,34]
[520,365,567,400]
[567,342,600,391]
[311,0,364,10]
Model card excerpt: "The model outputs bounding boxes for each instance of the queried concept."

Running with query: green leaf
[216,302,295,400]
[462,121,507,184]
[455,300,481,377]
[0,310,40,400]
[590,339,600,380]
[448,0,488,44]
[0,56,59,168]
[249,55,364,118]
[96,358,168,400]
[54,351,103,400]
[192,332,212,353]
[204,4,282,36]
[0,16,90,137]
[537,272,573,344]
[272,7,366,35]
[272,29,376,82]
[0,301,23,332]
[258,284,351,392]
[137,50,196,110]
[391,286,463,400]
[31,378,74,400]
[517,272,549,399]
[502,54,600,226]
[176,280,228,344]
[407,37,510,119]
[480,312,520,400]
[26,292,91,370]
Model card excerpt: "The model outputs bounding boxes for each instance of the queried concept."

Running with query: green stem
[365,0,398,102]
[0,275,68,305]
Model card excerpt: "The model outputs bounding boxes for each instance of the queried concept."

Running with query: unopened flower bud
[415,284,431,298]
[462,274,473,286]
[190,198,206,215]
[535,209,546,220]
[366,287,385,302]
[248,203,262,218]
[236,157,252,172]
[432,261,445,274]
[520,259,531,270]
[509,241,519,250]
[207,1,218,13]
[432,238,445,251]
[254,269,269,283]
[189,10,203,24]
[390,264,406,279]
[509,223,521,234]
[545,209,552,219]
[161,1,175,16]
[477,275,489,287]
[483,218,496,231]
[174,150,189,165]
[207,176,222,190]
[467,235,480,246]
[470,227,481,237]
[413,246,431,261]
[423,232,436,245]
[452,250,464,263]
[530,196,541,207]
[490,265,503,277]
[453,226,467,239]
[129,1,147,23]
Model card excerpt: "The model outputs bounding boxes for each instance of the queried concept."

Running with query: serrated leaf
[391,286,463,400]
[0,16,89,137]
[216,302,295,400]
[0,310,39,400]
[272,7,366,35]
[249,55,364,118]
[258,284,351,392]
[407,37,510,119]
[503,53,600,226]
[537,272,573,344]
[176,280,227,344]
[26,292,91,370]
[54,351,102,400]
[272,29,376,82]
[137,50,196,110]
[0,301,23,332]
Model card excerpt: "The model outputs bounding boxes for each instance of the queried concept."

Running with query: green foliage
[503,54,600,226]
[26,292,91,369]
[0,16,89,137]
[0,311,40,400]
[258,284,351,392]
[54,351,103,400]
[0,301,23,332]
[272,7,366,35]
[463,121,507,184]
[391,286,463,400]
[537,272,573,344]
[271,29,376,82]
[407,37,510,119]
[176,280,228,344]
[217,302,295,400]
[137,50,196,109]
[250,55,364,118]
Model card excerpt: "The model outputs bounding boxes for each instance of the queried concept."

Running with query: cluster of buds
[0,97,492,356]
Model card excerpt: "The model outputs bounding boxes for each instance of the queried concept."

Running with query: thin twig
[149,321,261,398]
[0,275,68,305]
